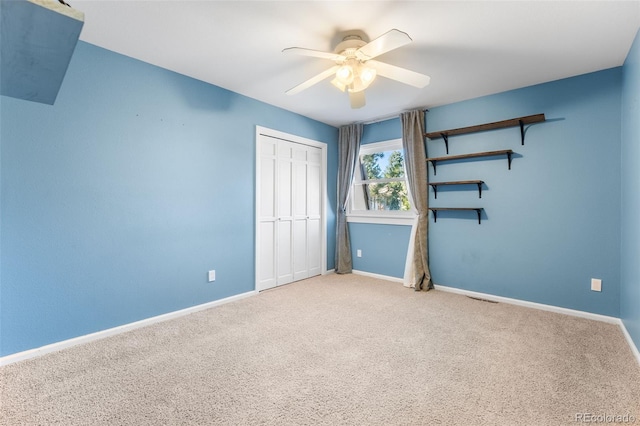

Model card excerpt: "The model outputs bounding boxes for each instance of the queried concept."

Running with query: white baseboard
[434,284,639,365]
[620,321,640,366]
[0,291,257,367]
[353,270,618,323]
[352,271,639,365]
[434,284,620,324]
[352,269,403,283]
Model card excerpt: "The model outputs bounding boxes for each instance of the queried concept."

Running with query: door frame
[255,126,328,291]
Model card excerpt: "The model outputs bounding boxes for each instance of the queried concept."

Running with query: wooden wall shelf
[426,150,513,175]
[425,113,545,154]
[429,180,484,198]
[429,208,483,224]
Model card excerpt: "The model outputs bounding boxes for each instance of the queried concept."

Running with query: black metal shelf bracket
[441,133,449,154]
[507,151,513,169]
[519,119,525,145]
[430,208,483,224]
[430,160,438,175]
[430,181,484,199]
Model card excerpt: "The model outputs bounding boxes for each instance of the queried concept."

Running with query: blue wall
[621,29,640,351]
[350,222,412,277]
[351,68,623,317]
[0,42,338,356]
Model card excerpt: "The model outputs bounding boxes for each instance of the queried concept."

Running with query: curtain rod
[354,108,429,126]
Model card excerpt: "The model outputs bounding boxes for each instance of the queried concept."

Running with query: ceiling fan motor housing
[334,35,367,58]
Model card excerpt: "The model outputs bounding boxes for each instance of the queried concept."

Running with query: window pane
[364,181,410,211]
[349,140,412,216]
[360,150,405,180]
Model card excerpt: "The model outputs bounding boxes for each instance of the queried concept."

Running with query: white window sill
[346,214,414,226]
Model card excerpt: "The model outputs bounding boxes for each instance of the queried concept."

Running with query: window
[348,139,413,225]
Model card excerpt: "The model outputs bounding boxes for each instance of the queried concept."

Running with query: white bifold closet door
[258,135,322,291]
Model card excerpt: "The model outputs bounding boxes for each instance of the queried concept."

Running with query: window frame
[346,138,414,226]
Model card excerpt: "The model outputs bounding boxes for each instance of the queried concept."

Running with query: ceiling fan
[283,29,430,109]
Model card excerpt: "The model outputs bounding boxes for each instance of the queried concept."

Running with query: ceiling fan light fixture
[346,63,376,93]
[331,78,347,92]
[335,64,354,85]
[360,66,376,86]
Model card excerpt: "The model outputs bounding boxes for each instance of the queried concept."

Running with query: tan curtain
[401,110,433,290]
[335,123,362,274]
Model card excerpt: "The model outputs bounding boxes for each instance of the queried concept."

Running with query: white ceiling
[74,1,640,127]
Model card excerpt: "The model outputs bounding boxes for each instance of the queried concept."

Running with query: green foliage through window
[358,150,410,211]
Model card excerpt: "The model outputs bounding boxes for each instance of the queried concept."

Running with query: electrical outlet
[356,249,362,258]
[591,278,601,292]
[208,270,216,282]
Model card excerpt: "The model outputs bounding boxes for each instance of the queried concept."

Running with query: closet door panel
[276,220,293,285]
[293,219,308,281]
[307,150,322,277]
[292,149,309,281]
[259,148,276,218]
[258,139,277,290]
[259,221,277,290]
[277,146,293,219]
[276,144,294,285]
[307,161,321,218]
[307,217,322,276]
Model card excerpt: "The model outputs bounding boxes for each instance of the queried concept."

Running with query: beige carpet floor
[1,273,639,425]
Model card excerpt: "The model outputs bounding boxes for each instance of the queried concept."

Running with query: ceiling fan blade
[367,60,431,88]
[349,90,366,109]
[282,47,346,62]
[356,29,412,60]
[286,65,340,95]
